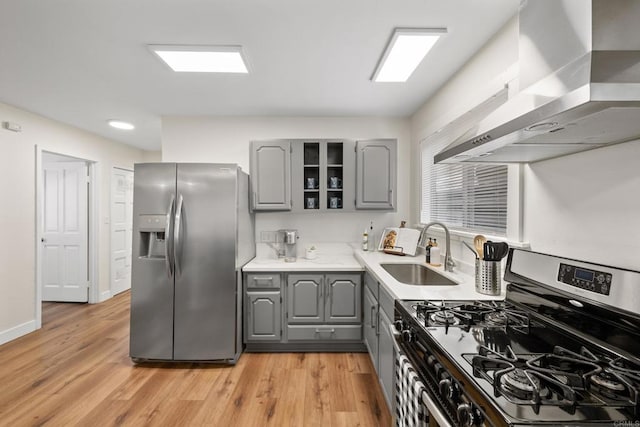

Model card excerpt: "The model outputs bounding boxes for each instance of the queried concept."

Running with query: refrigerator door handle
[174,193,184,275]
[165,194,175,278]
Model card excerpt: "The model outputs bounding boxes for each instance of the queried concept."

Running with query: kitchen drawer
[287,324,362,341]
[246,273,281,289]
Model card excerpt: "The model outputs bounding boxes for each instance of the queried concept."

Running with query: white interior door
[110,168,134,296]
[42,161,89,302]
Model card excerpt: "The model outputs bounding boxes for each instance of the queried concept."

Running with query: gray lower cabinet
[364,270,395,411]
[355,139,397,210]
[246,292,281,341]
[378,306,394,407]
[363,285,379,371]
[287,273,362,341]
[244,273,282,342]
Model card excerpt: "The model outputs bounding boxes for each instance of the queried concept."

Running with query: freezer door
[173,164,238,360]
[130,163,177,360]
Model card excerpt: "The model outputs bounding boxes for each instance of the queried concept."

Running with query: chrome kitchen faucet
[419,222,455,272]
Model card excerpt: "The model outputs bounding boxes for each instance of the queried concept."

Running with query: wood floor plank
[0,291,393,426]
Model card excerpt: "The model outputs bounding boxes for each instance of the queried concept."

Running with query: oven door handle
[421,389,453,427]
[389,324,402,353]
[391,323,453,427]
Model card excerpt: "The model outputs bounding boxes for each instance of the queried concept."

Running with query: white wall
[410,17,519,227]
[409,15,640,271]
[162,116,412,249]
[524,140,640,269]
[0,101,149,344]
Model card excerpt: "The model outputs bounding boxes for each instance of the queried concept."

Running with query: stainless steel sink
[380,263,457,286]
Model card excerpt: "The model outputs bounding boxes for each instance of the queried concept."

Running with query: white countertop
[243,244,363,272]
[243,243,506,301]
[355,250,506,301]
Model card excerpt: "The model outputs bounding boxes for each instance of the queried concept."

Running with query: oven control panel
[558,263,612,295]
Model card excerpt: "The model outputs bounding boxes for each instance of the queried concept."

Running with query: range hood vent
[436,0,640,164]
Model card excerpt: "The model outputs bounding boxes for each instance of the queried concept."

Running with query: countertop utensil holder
[475,259,501,295]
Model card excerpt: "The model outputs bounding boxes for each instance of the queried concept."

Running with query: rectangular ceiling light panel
[373,28,446,82]
[149,45,249,73]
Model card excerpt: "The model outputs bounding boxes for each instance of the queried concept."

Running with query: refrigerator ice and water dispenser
[137,214,168,258]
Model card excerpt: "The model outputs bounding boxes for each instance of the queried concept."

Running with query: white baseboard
[0,320,37,346]
[99,290,112,303]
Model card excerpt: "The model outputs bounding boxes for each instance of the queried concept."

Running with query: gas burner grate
[466,345,640,415]
[469,346,587,413]
[410,300,531,330]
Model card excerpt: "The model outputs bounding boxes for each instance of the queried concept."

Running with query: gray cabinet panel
[287,274,323,323]
[356,139,397,210]
[378,308,395,410]
[287,324,361,341]
[325,274,361,323]
[246,273,281,289]
[246,292,281,341]
[363,285,379,371]
[250,140,291,210]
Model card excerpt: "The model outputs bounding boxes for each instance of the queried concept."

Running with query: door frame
[110,166,134,297]
[35,147,99,328]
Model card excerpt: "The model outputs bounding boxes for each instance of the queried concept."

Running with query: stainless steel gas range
[393,249,640,427]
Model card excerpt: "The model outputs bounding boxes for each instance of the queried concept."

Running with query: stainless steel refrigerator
[129,163,254,363]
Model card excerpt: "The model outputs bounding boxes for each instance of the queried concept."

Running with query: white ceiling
[0,0,518,151]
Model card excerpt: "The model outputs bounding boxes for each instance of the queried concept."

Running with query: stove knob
[433,363,445,379]
[457,403,483,427]
[448,382,461,402]
[394,320,404,331]
[401,329,415,343]
[438,378,451,397]
[426,355,437,367]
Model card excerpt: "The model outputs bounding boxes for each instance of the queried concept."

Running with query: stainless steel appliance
[281,229,298,262]
[393,249,640,426]
[436,0,640,164]
[129,163,254,363]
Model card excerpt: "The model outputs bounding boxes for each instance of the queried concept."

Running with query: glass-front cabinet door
[303,142,320,210]
[326,142,344,211]
[292,140,355,212]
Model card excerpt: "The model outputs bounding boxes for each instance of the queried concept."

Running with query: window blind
[420,88,510,235]
[421,136,508,235]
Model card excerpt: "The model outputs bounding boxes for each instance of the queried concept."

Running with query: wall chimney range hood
[435,0,640,164]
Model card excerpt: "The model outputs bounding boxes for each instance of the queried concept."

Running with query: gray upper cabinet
[291,140,356,212]
[250,140,292,211]
[356,139,397,210]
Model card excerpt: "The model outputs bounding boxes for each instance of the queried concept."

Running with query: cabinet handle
[253,276,273,286]
[315,328,335,334]
[370,305,376,329]
[375,306,380,336]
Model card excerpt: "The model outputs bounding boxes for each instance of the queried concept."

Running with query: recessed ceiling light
[149,45,249,73]
[108,120,135,130]
[372,28,446,83]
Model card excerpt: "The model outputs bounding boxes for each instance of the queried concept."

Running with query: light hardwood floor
[0,292,392,426]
